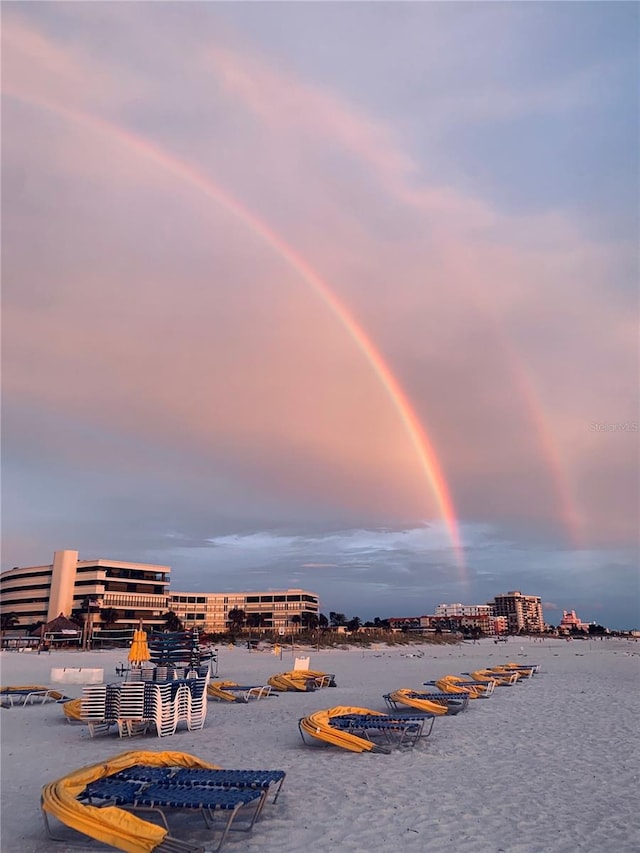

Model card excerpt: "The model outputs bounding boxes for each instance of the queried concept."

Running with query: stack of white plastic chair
[117,681,147,738]
[187,676,208,730]
[175,683,191,728]
[81,684,112,738]
[150,682,178,738]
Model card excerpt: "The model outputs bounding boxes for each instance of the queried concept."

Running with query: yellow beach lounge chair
[1,685,67,708]
[41,749,285,853]
[298,705,435,753]
[466,669,519,686]
[207,681,274,702]
[268,670,335,692]
[384,688,468,715]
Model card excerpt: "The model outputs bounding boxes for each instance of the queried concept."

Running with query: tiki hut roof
[30,614,80,636]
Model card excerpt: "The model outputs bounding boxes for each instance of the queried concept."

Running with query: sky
[2,2,639,629]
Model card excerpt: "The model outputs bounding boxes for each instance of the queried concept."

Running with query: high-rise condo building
[491,591,544,633]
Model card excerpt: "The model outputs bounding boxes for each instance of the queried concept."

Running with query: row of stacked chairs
[81,673,209,738]
[126,664,210,682]
[148,629,213,671]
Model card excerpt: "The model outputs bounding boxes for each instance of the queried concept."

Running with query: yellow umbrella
[128,629,150,666]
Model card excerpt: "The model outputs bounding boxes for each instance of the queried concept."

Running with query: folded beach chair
[268,670,336,692]
[207,681,274,703]
[466,669,519,686]
[41,749,285,853]
[61,698,85,724]
[1,685,67,708]
[429,676,496,698]
[384,689,468,715]
[298,705,435,753]
[489,663,539,678]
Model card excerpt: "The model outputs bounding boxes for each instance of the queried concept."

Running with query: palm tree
[227,608,246,633]
[318,613,329,629]
[301,612,319,630]
[162,611,184,632]
[347,616,361,633]
[289,615,301,632]
[329,612,346,628]
[99,608,119,629]
[1,612,20,641]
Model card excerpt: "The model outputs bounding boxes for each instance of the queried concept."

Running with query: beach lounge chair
[489,663,539,678]
[384,689,468,715]
[298,705,435,753]
[428,676,496,698]
[207,681,274,703]
[268,670,336,692]
[41,749,285,853]
[466,669,519,686]
[1,685,67,708]
[61,698,85,724]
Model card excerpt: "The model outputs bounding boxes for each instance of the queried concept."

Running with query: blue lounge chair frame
[77,776,265,852]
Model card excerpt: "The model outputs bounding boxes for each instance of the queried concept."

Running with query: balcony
[102,592,169,610]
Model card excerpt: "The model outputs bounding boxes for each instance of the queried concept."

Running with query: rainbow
[507,358,583,547]
[3,89,466,572]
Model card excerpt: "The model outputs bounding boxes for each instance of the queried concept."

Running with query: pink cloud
[2,17,636,547]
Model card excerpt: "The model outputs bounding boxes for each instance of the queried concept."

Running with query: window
[286,595,301,602]
[273,595,285,602]
[196,597,205,604]
[260,596,273,603]
[246,596,259,603]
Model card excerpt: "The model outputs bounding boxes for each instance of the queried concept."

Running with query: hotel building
[558,609,591,633]
[491,591,544,633]
[169,589,320,634]
[1,550,320,636]
[0,550,170,631]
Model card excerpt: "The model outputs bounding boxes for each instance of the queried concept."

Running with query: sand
[1,636,638,853]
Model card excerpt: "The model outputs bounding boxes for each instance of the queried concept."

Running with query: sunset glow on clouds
[2,3,638,626]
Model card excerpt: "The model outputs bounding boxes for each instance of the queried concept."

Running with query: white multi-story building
[0,550,170,632]
[169,589,320,634]
[435,603,494,618]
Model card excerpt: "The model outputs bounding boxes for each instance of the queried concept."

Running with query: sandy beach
[1,636,638,853]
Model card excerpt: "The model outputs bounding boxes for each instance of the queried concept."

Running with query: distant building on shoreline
[491,591,544,633]
[558,609,591,634]
[169,589,320,634]
[386,592,544,636]
[0,550,319,636]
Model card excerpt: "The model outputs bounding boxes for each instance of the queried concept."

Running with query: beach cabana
[30,615,81,649]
